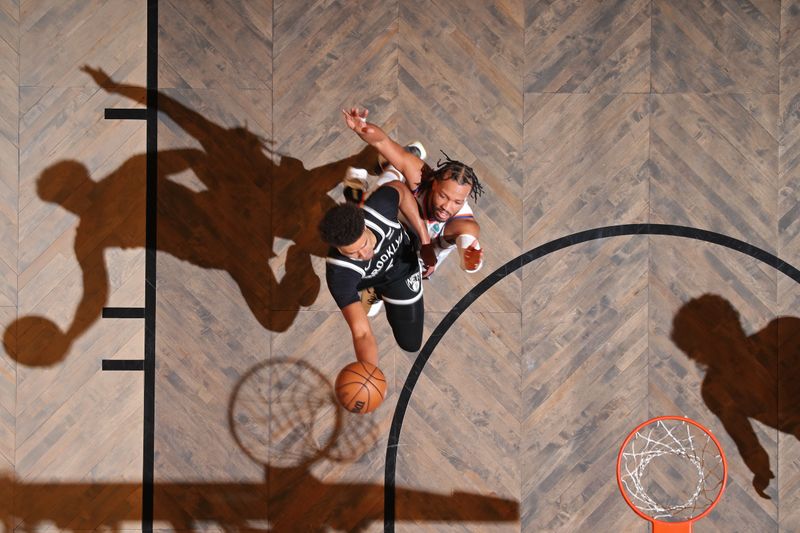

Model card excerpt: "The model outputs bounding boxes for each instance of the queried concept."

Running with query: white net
[618,418,726,522]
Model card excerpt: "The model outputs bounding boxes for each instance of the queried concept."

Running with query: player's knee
[396,335,422,353]
[390,319,423,352]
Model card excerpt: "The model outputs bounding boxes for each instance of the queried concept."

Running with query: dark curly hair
[318,203,365,247]
[419,151,484,202]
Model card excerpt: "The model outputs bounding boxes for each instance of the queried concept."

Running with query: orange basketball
[335,361,387,414]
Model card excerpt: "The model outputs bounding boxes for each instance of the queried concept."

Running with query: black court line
[142,0,158,530]
[102,359,145,371]
[383,223,800,532]
[104,108,147,120]
[102,306,145,319]
[98,2,157,528]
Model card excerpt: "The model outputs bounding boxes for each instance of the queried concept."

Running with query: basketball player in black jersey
[319,181,437,365]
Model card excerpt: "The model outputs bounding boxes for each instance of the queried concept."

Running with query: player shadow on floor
[3,66,377,367]
[0,470,520,532]
[671,294,800,499]
[0,359,520,531]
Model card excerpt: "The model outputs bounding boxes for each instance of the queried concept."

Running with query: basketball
[335,361,387,414]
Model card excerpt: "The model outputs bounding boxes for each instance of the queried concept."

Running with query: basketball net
[617,416,727,532]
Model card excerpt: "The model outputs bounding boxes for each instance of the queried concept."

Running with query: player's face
[429,178,472,222]
[338,228,375,261]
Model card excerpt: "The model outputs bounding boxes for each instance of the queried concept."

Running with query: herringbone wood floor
[1,0,799,531]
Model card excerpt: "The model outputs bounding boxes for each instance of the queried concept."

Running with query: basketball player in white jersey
[342,107,484,279]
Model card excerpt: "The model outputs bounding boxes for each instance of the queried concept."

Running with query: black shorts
[374,266,423,306]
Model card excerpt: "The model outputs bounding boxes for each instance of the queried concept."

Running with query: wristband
[456,234,483,273]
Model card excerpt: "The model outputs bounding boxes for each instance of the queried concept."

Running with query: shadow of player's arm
[267,473,518,531]
[82,66,226,150]
[159,148,209,184]
[393,486,519,523]
[63,236,109,345]
[703,382,774,498]
[81,66,146,105]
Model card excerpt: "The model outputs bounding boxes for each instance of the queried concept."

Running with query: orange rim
[616,415,728,526]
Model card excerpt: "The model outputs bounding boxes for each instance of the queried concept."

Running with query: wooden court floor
[1,0,800,531]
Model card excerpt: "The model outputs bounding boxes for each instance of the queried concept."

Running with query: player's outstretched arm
[444,218,484,273]
[381,182,437,276]
[341,302,379,366]
[342,106,425,189]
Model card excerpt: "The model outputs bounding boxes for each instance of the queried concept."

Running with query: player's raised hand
[342,107,372,134]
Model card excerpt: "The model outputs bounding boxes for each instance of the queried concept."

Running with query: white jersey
[415,187,474,265]
[376,166,474,268]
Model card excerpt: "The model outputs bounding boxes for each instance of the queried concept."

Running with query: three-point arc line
[384,223,800,532]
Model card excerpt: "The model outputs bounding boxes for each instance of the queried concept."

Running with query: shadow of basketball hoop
[220,358,519,531]
[229,358,382,469]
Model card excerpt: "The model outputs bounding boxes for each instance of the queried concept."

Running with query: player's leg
[383,296,425,352]
[379,268,424,351]
[343,166,368,205]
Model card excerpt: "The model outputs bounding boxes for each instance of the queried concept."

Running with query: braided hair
[419,151,484,203]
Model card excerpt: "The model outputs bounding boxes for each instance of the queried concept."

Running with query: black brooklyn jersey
[326,186,418,308]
